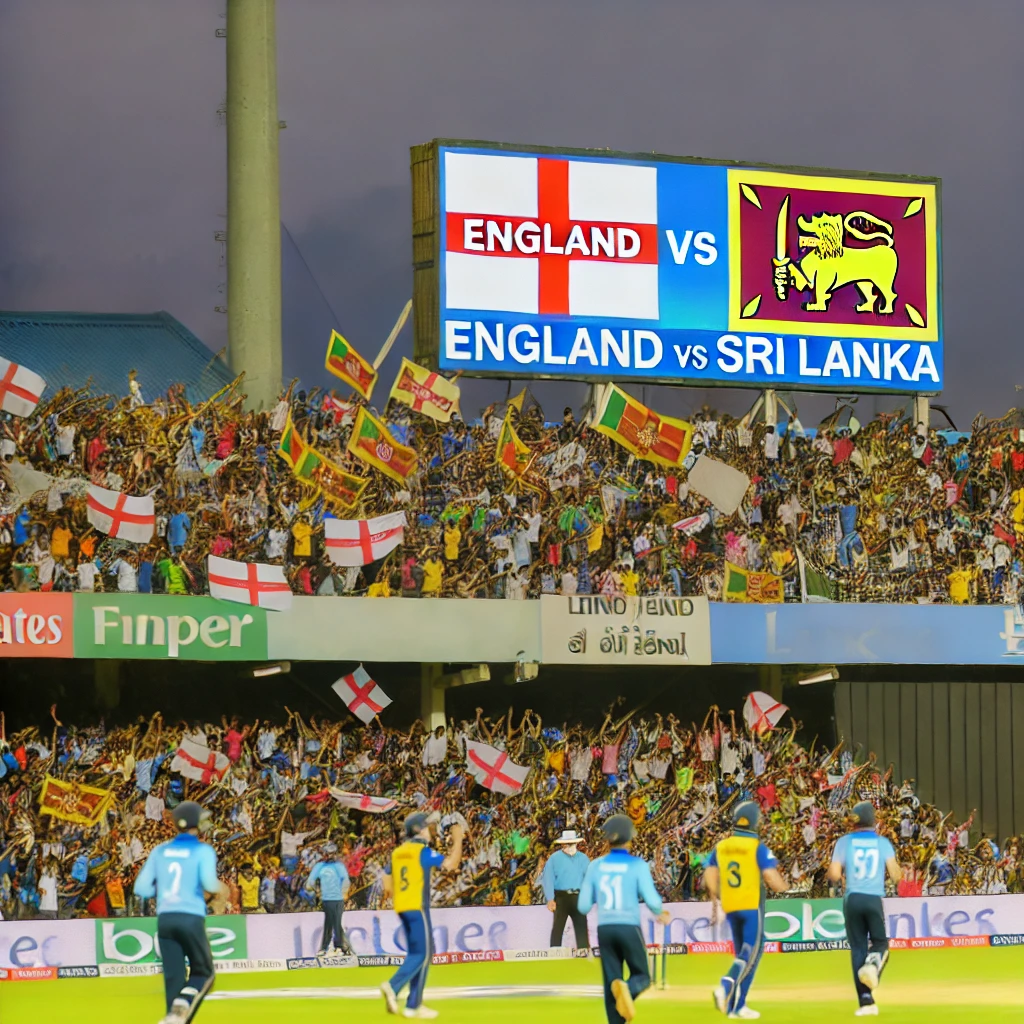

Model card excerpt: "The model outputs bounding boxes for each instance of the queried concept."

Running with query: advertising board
[413,140,942,394]
[0,592,73,657]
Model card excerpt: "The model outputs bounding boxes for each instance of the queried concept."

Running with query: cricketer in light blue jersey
[577,815,670,1024]
[831,830,897,898]
[135,833,220,917]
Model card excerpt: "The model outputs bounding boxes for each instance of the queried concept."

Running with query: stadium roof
[0,310,235,404]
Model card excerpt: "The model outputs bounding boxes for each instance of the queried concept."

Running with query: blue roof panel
[0,311,235,405]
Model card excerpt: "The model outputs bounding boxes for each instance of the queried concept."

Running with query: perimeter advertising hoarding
[412,140,942,393]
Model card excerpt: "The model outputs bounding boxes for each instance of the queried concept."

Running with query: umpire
[541,829,590,948]
[133,801,228,1024]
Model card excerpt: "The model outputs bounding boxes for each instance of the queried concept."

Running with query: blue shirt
[832,829,896,897]
[308,859,350,902]
[541,849,591,901]
[577,848,663,926]
[168,513,191,547]
[134,833,220,917]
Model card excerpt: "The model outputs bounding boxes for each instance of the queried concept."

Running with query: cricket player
[705,801,788,1020]
[133,801,228,1024]
[577,815,671,1024]
[308,843,352,956]
[827,801,902,1016]
[380,811,465,1019]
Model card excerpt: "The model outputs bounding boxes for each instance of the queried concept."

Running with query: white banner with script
[539,594,711,665]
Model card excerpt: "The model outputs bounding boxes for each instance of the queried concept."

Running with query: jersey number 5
[726,861,742,888]
[599,874,623,910]
[399,865,410,892]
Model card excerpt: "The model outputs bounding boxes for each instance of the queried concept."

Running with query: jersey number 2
[599,874,623,910]
[167,861,182,897]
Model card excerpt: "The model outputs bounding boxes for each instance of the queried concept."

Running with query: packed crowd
[3,374,1024,605]
[0,701,1014,921]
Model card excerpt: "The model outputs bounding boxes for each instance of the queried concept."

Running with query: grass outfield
[2,948,1022,1021]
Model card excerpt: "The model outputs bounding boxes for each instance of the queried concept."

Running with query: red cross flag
[324,512,407,567]
[333,665,392,724]
[329,788,398,814]
[465,740,530,796]
[171,737,230,784]
[207,555,293,611]
[743,691,789,734]
[0,357,46,418]
[444,152,658,319]
[86,485,155,543]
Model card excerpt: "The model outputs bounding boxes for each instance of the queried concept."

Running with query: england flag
[0,357,46,418]
[324,512,407,567]
[465,740,530,796]
[86,485,155,543]
[444,151,659,320]
[207,555,293,612]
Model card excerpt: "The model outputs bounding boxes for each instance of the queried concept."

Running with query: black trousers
[157,913,215,1019]
[596,924,650,1024]
[551,889,589,948]
[318,900,351,953]
[844,892,889,1006]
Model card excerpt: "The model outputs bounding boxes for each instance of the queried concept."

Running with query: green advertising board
[74,594,268,660]
[95,915,247,964]
[763,898,847,941]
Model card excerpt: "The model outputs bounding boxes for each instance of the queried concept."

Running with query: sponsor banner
[990,933,1024,946]
[94,916,247,964]
[506,947,574,961]
[266,596,540,662]
[0,919,96,969]
[0,593,73,657]
[98,963,161,977]
[1,965,58,981]
[539,595,711,665]
[356,955,407,968]
[432,950,504,965]
[219,958,288,973]
[56,966,100,978]
[74,594,268,661]
[424,142,941,395]
[710,603,1024,666]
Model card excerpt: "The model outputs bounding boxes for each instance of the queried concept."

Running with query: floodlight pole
[226,0,283,410]
[913,395,930,431]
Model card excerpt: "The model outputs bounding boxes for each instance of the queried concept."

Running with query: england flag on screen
[444,151,659,320]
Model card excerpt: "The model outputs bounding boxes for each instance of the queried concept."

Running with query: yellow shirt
[1013,488,1024,529]
[948,569,974,604]
[587,525,604,554]
[713,833,773,913]
[368,579,392,598]
[422,559,443,594]
[105,877,125,910]
[390,840,441,913]
[444,525,462,561]
[292,521,312,557]
[238,874,261,909]
[621,570,640,596]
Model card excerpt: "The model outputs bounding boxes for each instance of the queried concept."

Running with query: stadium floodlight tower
[226,0,283,410]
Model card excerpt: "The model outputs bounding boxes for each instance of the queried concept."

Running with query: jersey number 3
[726,861,742,888]
[599,874,623,910]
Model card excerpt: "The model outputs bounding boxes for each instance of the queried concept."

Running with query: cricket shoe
[611,979,636,1022]
[857,956,880,992]
[403,1007,439,1019]
[713,978,733,1014]
[380,981,399,1015]
[854,1006,879,1016]
[728,1008,761,1020]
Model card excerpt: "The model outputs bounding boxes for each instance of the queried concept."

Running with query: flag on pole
[743,691,789,734]
[171,738,230,784]
[465,741,530,795]
[207,555,293,611]
[591,383,693,467]
[39,774,113,826]
[687,456,751,516]
[389,358,460,422]
[496,411,533,479]
[329,788,398,814]
[347,406,417,484]
[324,512,407,567]
[0,357,46,417]
[797,548,836,603]
[332,665,392,723]
[724,562,784,603]
[324,331,377,400]
[86,485,155,543]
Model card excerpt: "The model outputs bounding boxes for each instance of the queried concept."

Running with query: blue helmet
[732,801,761,831]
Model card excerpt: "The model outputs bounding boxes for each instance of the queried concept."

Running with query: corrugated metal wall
[834,681,1024,842]
[410,142,439,368]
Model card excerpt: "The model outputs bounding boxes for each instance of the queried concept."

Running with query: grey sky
[2,0,1021,426]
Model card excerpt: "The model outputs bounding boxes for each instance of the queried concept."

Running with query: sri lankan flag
[278,414,368,508]
[724,561,784,603]
[496,411,532,479]
[39,774,114,826]
[347,406,417,484]
[591,383,693,468]
[325,330,377,400]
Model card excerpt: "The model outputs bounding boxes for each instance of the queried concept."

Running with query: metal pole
[226,0,282,410]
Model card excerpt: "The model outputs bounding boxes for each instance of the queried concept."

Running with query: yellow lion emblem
[776,211,898,314]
